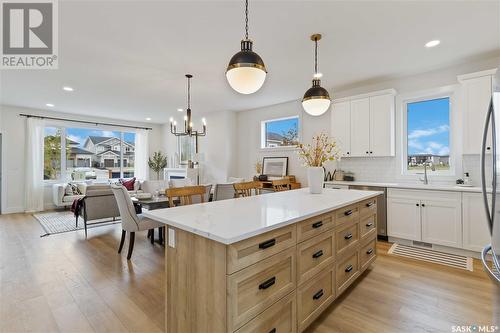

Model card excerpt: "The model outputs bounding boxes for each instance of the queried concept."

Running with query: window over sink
[403,94,453,175]
[260,116,300,149]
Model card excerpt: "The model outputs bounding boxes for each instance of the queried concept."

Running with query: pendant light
[302,34,331,116]
[226,0,267,94]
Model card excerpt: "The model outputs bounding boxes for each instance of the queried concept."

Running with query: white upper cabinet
[350,98,370,156]
[331,101,351,157]
[331,89,396,158]
[369,94,395,157]
[458,70,496,155]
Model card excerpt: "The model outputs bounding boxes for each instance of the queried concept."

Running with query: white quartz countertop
[143,188,381,245]
[324,180,484,193]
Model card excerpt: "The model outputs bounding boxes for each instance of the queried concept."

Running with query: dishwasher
[348,185,388,241]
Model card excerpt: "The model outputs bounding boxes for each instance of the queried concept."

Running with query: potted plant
[148,151,168,180]
[297,132,341,194]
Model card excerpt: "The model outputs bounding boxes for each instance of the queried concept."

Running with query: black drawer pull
[259,238,276,249]
[365,222,374,227]
[345,264,353,273]
[259,277,276,290]
[268,329,276,333]
[366,202,374,207]
[312,221,323,229]
[312,250,323,259]
[344,210,353,216]
[344,233,353,240]
[366,248,374,255]
[313,289,324,300]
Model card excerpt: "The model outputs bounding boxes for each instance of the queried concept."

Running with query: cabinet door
[421,197,462,248]
[331,101,351,157]
[462,75,493,154]
[387,197,421,241]
[369,94,395,157]
[462,193,491,252]
[350,98,370,157]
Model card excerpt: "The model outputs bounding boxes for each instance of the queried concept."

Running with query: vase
[307,167,324,194]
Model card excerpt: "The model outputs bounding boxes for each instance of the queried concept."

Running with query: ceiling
[1,0,499,124]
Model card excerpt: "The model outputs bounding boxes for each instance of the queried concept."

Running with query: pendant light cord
[245,0,249,40]
[314,37,318,75]
[187,76,191,109]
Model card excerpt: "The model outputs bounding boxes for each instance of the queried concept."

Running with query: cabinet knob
[416,203,419,207]
[421,203,425,207]
[370,151,373,154]
[487,147,491,150]
[346,152,350,155]
[366,151,369,154]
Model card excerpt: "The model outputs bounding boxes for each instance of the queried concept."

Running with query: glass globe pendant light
[226,0,267,94]
[302,34,331,116]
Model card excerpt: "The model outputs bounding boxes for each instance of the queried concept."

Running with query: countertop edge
[143,191,382,245]
[324,180,484,193]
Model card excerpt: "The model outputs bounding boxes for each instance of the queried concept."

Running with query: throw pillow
[64,184,74,196]
[120,177,136,191]
[70,184,82,195]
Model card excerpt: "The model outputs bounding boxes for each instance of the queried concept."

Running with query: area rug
[34,211,120,237]
[388,243,473,271]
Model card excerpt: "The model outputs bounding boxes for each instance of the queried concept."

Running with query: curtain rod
[19,114,153,131]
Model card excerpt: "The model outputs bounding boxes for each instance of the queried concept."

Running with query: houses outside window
[403,94,453,174]
[260,116,300,149]
[43,126,136,181]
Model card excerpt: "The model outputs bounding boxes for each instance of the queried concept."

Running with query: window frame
[400,85,458,177]
[42,121,137,183]
[260,115,301,150]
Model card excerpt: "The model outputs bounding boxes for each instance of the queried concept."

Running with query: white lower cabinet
[387,197,421,241]
[387,189,462,248]
[462,192,491,252]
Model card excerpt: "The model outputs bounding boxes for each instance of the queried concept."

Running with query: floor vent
[388,243,473,271]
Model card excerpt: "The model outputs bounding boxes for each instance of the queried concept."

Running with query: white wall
[0,104,168,213]
[235,56,500,186]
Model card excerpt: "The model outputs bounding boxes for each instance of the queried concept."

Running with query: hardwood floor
[0,213,497,333]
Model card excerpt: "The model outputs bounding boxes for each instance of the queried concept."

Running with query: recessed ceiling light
[63,86,74,91]
[145,117,151,121]
[425,40,440,48]
[177,108,183,112]
[46,103,54,107]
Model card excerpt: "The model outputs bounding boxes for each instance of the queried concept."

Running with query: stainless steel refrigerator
[480,69,500,323]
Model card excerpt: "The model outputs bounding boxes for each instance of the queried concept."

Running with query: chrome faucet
[420,161,436,185]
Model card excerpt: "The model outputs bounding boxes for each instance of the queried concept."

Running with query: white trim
[260,115,301,150]
[333,88,397,103]
[399,85,459,178]
[457,68,498,82]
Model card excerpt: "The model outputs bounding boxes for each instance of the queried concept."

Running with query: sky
[266,117,299,137]
[407,97,450,156]
[45,127,136,147]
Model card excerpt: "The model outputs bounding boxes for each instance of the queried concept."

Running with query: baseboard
[1,206,25,215]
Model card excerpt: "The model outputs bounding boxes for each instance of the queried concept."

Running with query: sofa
[53,181,144,208]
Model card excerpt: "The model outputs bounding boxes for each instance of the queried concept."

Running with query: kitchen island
[144,188,381,333]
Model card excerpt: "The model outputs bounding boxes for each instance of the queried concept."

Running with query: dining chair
[233,181,262,198]
[272,178,292,192]
[192,184,212,204]
[213,183,237,201]
[111,184,164,260]
[166,185,206,207]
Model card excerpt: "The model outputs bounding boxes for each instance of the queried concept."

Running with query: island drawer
[359,197,377,217]
[360,214,376,239]
[360,239,377,272]
[297,266,336,332]
[335,221,359,256]
[227,247,296,331]
[297,231,335,285]
[335,204,359,226]
[296,212,334,242]
[336,251,359,294]
[227,225,296,274]
[234,291,296,333]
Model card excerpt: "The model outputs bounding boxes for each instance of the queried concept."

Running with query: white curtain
[134,129,149,180]
[25,117,45,212]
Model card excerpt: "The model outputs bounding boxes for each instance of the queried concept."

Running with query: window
[405,97,451,172]
[178,136,195,164]
[261,116,300,149]
[43,126,136,181]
